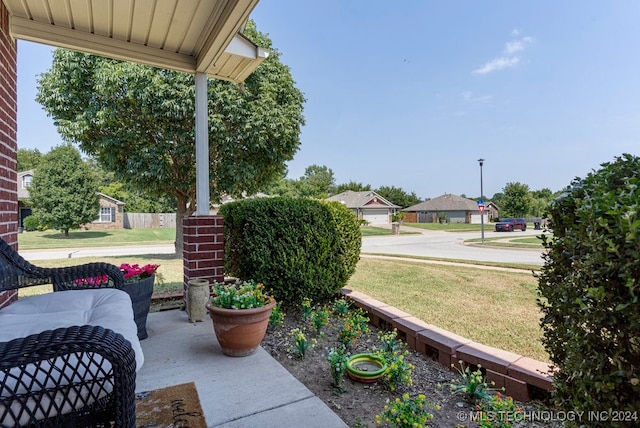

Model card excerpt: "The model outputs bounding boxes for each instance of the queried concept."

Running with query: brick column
[182,215,224,300]
[0,2,19,309]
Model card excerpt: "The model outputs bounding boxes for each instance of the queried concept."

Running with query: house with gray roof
[402,194,490,224]
[327,191,400,224]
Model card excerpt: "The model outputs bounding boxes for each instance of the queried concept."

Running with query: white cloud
[472,56,520,75]
[504,36,534,54]
[473,32,534,75]
[461,91,492,103]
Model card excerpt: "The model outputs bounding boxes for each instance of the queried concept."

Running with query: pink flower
[119,263,160,283]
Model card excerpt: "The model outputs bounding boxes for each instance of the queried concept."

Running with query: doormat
[135,382,207,428]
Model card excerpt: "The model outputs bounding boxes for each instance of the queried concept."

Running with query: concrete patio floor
[135,308,348,427]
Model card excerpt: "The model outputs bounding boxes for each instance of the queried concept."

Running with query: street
[19,228,546,266]
[361,228,545,266]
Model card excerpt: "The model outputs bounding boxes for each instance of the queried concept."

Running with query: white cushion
[0,289,144,425]
[0,289,143,369]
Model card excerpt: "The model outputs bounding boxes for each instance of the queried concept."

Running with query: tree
[499,182,533,217]
[333,181,371,194]
[537,153,640,414]
[99,182,175,213]
[29,144,99,236]
[36,20,305,253]
[375,185,422,208]
[17,148,43,171]
[298,164,335,198]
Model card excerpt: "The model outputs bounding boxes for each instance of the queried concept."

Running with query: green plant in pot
[205,279,276,357]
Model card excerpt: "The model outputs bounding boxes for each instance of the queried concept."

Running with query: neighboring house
[327,191,400,224]
[16,170,125,230]
[485,202,500,221]
[84,193,126,230]
[403,194,490,224]
[17,170,34,229]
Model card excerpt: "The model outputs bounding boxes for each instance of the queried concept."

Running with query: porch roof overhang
[2,0,268,83]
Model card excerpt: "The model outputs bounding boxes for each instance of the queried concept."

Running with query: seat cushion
[0,288,144,369]
[0,289,144,425]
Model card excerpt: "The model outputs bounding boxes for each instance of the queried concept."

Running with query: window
[22,175,32,188]
[99,207,114,222]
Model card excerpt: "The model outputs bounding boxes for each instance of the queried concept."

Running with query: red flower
[119,263,160,283]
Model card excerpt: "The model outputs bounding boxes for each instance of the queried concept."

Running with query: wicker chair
[0,237,137,427]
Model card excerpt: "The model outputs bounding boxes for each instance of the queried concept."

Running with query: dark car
[495,218,527,232]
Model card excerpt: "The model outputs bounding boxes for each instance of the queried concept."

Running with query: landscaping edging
[341,288,554,402]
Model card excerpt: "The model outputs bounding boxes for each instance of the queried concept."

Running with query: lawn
[28,253,548,362]
[18,228,175,250]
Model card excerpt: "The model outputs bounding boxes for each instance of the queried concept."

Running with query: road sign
[477,199,485,206]
[478,205,485,214]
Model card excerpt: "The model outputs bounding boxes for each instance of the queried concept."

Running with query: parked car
[495,218,527,232]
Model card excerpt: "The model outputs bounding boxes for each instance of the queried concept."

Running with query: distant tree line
[20,148,561,222]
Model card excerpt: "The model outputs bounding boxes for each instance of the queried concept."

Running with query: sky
[16,0,640,200]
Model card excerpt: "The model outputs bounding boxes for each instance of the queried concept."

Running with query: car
[495,218,527,232]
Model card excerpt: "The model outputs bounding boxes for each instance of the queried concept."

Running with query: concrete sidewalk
[136,308,348,427]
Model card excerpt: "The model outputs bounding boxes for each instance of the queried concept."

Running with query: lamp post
[478,158,485,243]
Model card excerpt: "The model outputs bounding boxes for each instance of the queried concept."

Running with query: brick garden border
[341,288,554,402]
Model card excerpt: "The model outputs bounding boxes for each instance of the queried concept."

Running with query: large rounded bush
[22,215,39,232]
[537,153,640,418]
[220,197,361,305]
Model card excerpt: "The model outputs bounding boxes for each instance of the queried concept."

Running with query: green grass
[348,258,548,362]
[18,228,176,250]
[360,226,419,236]
[28,253,548,362]
[24,254,183,297]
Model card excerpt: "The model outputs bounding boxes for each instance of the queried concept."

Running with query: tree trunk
[174,195,194,255]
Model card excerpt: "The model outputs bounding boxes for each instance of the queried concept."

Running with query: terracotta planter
[205,299,276,357]
[121,274,155,340]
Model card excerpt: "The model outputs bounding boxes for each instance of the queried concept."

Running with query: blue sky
[17,1,640,200]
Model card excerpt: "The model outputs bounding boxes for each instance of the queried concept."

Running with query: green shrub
[537,153,640,419]
[22,215,39,232]
[220,197,361,305]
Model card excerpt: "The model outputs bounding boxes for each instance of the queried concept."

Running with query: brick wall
[342,289,555,402]
[0,1,19,308]
[182,215,224,294]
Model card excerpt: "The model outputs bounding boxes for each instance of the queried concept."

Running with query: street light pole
[478,158,485,243]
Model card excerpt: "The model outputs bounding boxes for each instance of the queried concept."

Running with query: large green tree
[36,20,305,253]
[500,182,533,217]
[17,148,43,171]
[29,144,99,236]
[298,164,336,198]
[375,185,422,208]
[333,181,371,194]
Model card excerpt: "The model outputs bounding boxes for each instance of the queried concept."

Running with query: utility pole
[478,158,485,243]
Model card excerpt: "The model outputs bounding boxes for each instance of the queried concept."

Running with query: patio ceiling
[3,0,267,83]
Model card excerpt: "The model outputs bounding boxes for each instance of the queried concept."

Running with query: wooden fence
[123,213,176,229]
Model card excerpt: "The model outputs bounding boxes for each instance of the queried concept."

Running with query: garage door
[363,209,389,224]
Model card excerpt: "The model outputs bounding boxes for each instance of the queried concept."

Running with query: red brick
[417,325,472,356]
[508,357,554,391]
[391,316,431,350]
[486,369,506,390]
[370,305,411,326]
[504,376,530,402]
[456,342,521,375]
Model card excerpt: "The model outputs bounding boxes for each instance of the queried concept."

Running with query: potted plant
[120,263,159,340]
[205,279,276,357]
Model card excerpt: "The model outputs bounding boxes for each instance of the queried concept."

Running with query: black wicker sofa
[0,237,143,427]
